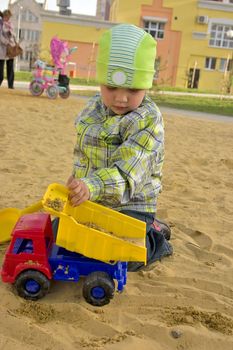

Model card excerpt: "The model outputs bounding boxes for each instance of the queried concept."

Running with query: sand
[0,88,233,350]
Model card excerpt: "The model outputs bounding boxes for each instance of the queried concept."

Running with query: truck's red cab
[1,213,54,283]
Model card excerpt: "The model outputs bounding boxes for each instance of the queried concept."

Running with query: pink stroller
[29,37,77,99]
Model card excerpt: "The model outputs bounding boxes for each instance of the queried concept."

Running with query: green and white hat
[96,24,157,89]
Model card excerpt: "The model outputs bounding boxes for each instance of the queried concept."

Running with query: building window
[143,21,165,39]
[21,10,39,22]
[24,29,40,42]
[205,57,217,70]
[219,58,232,71]
[20,29,24,40]
[209,24,233,48]
[25,51,33,62]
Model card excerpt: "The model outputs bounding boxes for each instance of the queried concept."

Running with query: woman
[0,9,15,89]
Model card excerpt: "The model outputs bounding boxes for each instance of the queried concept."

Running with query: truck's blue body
[49,244,128,292]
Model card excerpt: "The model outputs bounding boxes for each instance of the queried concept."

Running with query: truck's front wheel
[15,270,50,300]
[83,271,115,307]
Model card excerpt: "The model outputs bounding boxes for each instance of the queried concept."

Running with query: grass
[72,90,233,117]
[15,71,32,82]
[15,71,233,117]
[15,71,98,86]
[150,84,221,95]
[151,94,233,117]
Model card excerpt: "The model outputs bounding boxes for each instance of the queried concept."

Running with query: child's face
[3,15,11,22]
[100,85,146,115]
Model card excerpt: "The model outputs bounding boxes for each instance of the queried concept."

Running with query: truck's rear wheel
[83,271,115,307]
[15,270,50,300]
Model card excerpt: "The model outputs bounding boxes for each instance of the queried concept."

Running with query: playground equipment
[29,36,77,99]
[0,183,146,306]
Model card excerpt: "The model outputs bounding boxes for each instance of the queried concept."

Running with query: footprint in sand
[220,158,233,170]
[176,223,212,250]
[213,244,233,260]
[186,243,232,267]
[176,223,232,267]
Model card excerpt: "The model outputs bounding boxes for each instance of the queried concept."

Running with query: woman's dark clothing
[0,59,14,88]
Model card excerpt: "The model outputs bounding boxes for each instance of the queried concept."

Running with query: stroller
[29,36,77,99]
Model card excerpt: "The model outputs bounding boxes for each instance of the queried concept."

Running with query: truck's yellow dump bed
[43,183,146,263]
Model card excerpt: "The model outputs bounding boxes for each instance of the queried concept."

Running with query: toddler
[67,24,173,270]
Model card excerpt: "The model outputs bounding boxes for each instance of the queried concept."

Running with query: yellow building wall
[110,0,233,92]
[40,2,233,91]
[41,21,105,53]
[163,0,233,91]
[40,21,109,79]
[110,0,153,25]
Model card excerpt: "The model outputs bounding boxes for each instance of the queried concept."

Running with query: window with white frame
[20,29,25,40]
[209,24,233,48]
[21,10,39,22]
[205,57,217,69]
[143,21,165,39]
[219,58,232,71]
[25,51,33,61]
[24,29,40,42]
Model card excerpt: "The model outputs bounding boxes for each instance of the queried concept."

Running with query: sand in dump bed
[0,88,233,350]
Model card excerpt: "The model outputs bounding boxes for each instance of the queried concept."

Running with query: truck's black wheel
[83,271,115,307]
[15,270,50,301]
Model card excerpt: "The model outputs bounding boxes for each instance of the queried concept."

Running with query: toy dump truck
[1,183,146,306]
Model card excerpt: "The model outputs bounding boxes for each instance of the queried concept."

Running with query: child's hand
[66,176,90,206]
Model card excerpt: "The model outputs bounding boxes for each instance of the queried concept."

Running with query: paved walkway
[3,80,233,99]
[2,80,100,91]
[160,106,233,123]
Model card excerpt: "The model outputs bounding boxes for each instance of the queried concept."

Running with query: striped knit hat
[96,24,157,89]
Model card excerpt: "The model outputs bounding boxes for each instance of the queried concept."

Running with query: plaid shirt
[73,94,164,213]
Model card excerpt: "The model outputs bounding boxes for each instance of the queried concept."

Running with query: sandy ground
[0,88,233,350]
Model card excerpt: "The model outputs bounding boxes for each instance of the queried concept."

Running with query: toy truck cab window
[12,238,34,254]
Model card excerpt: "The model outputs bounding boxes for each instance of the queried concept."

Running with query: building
[8,0,113,79]
[109,0,233,92]
[9,0,44,71]
[96,0,113,20]
[40,10,116,80]
[8,0,233,92]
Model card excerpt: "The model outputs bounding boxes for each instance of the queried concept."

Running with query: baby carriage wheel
[59,86,70,99]
[46,85,59,99]
[29,80,44,96]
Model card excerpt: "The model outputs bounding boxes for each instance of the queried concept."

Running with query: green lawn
[15,71,98,85]
[72,90,233,117]
[15,71,32,81]
[151,94,233,117]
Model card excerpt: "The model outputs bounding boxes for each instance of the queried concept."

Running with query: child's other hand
[66,176,90,206]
